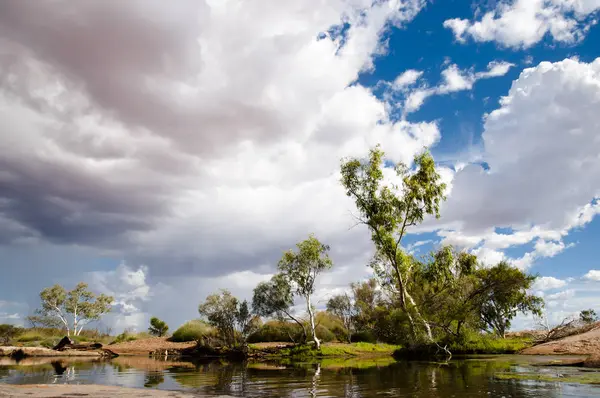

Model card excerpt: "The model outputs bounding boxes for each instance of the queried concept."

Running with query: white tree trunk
[306,295,320,349]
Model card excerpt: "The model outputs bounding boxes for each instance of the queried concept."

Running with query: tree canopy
[36,282,113,336]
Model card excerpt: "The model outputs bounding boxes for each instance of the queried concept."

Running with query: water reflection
[1,356,599,397]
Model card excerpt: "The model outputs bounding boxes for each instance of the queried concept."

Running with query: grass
[394,335,534,359]
[7,327,114,348]
[249,342,401,359]
[494,371,600,385]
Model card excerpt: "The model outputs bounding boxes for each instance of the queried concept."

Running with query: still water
[1,355,600,397]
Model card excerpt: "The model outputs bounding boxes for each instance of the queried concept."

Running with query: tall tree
[326,294,353,342]
[37,282,113,336]
[476,262,543,338]
[278,235,333,349]
[253,274,308,342]
[341,146,446,344]
[148,317,169,337]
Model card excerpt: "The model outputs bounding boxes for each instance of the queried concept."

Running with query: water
[1,355,600,397]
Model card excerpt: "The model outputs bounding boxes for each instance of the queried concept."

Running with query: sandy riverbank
[0,346,103,358]
[0,384,232,397]
[521,324,600,356]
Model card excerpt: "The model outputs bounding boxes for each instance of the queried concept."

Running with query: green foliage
[278,234,334,349]
[148,316,169,337]
[0,324,23,345]
[248,320,304,343]
[170,320,215,342]
[110,330,138,344]
[198,290,260,347]
[476,261,543,337]
[326,294,353,342]
[341,146,446,342]
[37,282,113,336]
[579,309,598,324]
[351,330,377,343]
[252,274,307,342]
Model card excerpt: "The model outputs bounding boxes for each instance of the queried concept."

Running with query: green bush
[16,332,44,342]
[314,325,336,343]
[170,320,215,342]
[110,331,138,345]
[248,320,304,343]
[351,330,377,343]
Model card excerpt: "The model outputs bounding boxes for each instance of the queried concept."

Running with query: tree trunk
[306,295,320,350]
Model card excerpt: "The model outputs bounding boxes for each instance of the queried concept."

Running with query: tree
[36,282,113,336]
[351,278,381,333]
[0,324,23,345]
[326,294,353,342]
[199,290,259,348]
[278,235,333,349]
[148,317,169,337]
[580,309,598,324]
[253,273,308,343]
[25,312,63,329]
[341,146,446,345]
[476,262,543,338]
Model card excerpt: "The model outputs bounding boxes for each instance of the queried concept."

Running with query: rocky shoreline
[0,384,233,397]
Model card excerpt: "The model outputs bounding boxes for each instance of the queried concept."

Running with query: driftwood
[53,336,104,351]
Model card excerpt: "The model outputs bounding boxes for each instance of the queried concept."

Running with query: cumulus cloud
[0,0,435,281]
[444,0,600,48]
[584,270,600,281]
[533,276,568,291]
[431,58,600,268]
[402,61,514,113]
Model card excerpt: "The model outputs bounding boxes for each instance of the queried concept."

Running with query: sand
[0,384,232,397]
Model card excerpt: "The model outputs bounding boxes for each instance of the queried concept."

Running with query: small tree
[36,282,113,336]
[579,309,598,324]
[326,294,353,342]
[278,235,333,349]
[199,290,259,348]
[253,273,308,343]
[148,317,169,337]
[0,324,23,345]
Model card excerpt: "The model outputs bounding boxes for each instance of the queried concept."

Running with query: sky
[0,0,599,333]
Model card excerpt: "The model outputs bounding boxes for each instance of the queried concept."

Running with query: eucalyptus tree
[340,145,446,345]
[252,273,308,343]
[37,282,113,336]
[278,235,333,349]
[326,293,353,342]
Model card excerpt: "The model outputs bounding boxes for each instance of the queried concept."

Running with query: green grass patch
[494,371,600,385]
[249,342,400,360]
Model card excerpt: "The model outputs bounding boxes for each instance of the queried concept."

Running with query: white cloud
[533,276,567,291]
[546,289,576,301]
[444,0,600,48]
[584,270,600,281]
[393,69,423,89]
[0,0,434,282]
[403,61,513,113]
[429,58,600,269]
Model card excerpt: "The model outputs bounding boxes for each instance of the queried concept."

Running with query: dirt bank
[0,346,103,358]
[0,384,233,397]
[108,337,196,356]
[521,324,600,356]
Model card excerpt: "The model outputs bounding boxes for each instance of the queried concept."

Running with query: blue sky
[0,0,599,331]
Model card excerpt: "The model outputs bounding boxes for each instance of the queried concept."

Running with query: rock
[584,354,600,368]
[53,336,74,350]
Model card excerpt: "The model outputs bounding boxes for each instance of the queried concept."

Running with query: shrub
[170,320,215,342]
[110,331,138,345]
[351,330,377,343]
[0,324,24,345]
[314,325,336,343]
[16,332,44,343]
[247,320,304,343]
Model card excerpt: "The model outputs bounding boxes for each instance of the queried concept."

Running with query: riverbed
[1,355,600,397]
